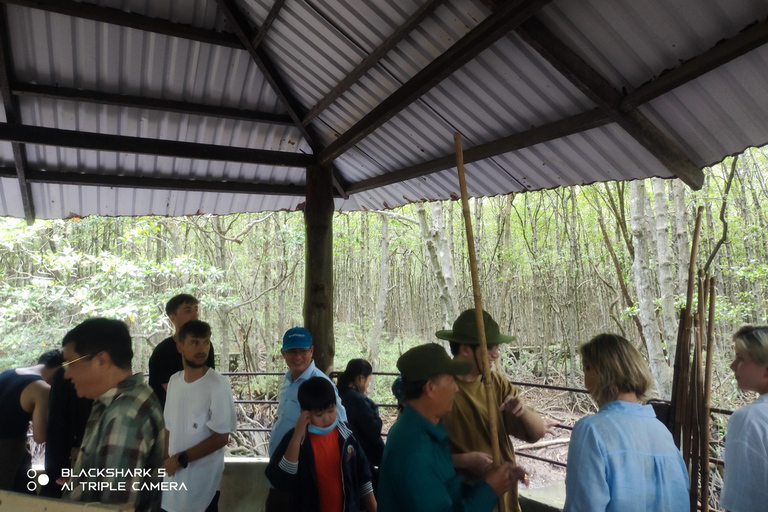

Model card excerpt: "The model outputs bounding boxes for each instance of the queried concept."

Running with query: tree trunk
[370,214,390,371]
[417,203,456,329]
[652,178,678,361]
[430,202,459,317]
[630,181,672,398]
[304,165,335,373]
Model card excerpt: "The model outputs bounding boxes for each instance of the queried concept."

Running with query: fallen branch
[516,439,570,451]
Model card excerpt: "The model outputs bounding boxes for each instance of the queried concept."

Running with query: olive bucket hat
[435,308,515,345]
[397,343,472,382]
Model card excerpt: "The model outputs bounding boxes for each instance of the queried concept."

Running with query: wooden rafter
[318,0,551,166]
[0,0,241,48]
[622,17,768,111]
[0,6,33,224]
[515,17,704,190]
[251,0,285,51]
[12,82,295,126]
[347,109,610,194]
[0,122,315,167]
[214,0,349,198]
[302,0,447,126]
[0,166,310,196]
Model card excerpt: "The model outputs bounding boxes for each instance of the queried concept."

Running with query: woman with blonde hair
[719,325,768,512]
[563,333,689,512]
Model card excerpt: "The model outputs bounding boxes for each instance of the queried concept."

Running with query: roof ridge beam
[215,0,349,198]
[0,122,315,167]
[621,17,768,111]
[0,5,34,224]
[347,109,610,194]
[0,166,311,196]
[12,82,295,126]
[0,0,242,48]
[302,0,447,126]
[317,0,551,167]
[515,17,704,190]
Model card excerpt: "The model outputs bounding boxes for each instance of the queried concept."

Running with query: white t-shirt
[720,393,768,512]
[161,368,237,512]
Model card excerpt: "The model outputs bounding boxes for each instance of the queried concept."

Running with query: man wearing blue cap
[266,327,347,512]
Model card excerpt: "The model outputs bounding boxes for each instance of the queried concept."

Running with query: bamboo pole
[701,276,717,512]
[454,132,506,512]
[674,207,704,449]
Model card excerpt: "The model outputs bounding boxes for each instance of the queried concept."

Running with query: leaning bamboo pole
[701,276,717,512]
[674,206,704,450]
[454,132,506,512]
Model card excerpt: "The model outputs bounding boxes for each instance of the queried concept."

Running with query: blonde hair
[580,333,655,405]
[732,325,768,366]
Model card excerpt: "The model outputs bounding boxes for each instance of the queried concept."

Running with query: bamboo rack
[669,206,717,512]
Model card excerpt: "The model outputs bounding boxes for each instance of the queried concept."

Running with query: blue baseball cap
[282,327,313,350]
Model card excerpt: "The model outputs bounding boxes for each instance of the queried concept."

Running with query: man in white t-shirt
[161,320,237,512]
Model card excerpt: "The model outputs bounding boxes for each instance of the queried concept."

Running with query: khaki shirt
[442,371,529,512]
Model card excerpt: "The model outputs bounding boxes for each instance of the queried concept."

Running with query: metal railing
[226,370,735,469]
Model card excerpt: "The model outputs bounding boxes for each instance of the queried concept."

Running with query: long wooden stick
[673,206,704,447]
[454,132,506,512]
[701,276,716,512]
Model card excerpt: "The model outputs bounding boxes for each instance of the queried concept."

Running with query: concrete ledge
[0,490,131,511]
[220,457,270,512]
[519,481,565,512]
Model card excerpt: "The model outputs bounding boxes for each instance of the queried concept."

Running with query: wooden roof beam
[348,108,610,194]
[0,6,33,224]
[214,0,349,198]
[0,166,310,196]
[0,0,242,47]
[0,122,315,167]
[302,0,447,126]
[622,17,768,111]
[12,82,295,126]
[317,0,551,167]
[516,17,704,190]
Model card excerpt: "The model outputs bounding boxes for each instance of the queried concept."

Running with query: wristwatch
[177,451,189,468]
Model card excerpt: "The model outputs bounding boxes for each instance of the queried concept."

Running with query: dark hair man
[161,320,236,512]
[0,349,61,492]
[149,294,215,407]
[62,318,165,512]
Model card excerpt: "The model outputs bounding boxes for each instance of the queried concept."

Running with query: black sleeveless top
[0,369,42,439]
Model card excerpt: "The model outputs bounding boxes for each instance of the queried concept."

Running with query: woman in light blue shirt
[563,333,689,512]
[720,325,768,512]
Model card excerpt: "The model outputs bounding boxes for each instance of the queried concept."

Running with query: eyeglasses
[62,353,95,368]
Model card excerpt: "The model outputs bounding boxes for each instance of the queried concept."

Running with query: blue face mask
[308,418,338,435]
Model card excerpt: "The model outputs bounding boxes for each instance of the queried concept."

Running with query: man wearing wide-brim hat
[378,343,527,512]
[439,309,547,512]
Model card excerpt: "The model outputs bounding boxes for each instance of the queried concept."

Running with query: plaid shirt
[66,374,165,512]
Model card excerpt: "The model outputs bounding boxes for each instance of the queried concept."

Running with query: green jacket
[378,404,497,512]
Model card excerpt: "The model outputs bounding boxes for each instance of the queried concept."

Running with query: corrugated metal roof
[0,0,766,217]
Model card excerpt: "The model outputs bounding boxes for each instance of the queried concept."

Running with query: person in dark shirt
[40,365,93,498]
[337,359,385,492]
[148,294,215,407]
[0,349,62,492]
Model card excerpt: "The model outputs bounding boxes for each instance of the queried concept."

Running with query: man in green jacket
[378,343,528,512]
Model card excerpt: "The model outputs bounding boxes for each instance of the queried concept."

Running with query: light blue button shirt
[564,400,689,512]
[268,360,347,457]
[720,393,768,512]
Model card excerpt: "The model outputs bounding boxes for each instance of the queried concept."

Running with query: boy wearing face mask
[266,377,376,512]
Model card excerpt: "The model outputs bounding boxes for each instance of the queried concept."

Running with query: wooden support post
[304,164,335,373]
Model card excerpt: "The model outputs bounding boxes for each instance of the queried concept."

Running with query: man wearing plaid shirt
[62,318,166,512]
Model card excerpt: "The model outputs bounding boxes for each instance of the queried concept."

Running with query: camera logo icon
[26,469,49,492]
